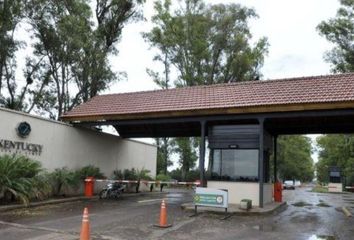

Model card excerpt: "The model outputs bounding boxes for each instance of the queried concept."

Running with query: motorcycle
[99,181,125,199]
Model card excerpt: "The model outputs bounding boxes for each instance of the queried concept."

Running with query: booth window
[210,149,259,181]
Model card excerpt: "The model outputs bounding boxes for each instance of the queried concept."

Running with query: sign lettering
[0,139,43,156]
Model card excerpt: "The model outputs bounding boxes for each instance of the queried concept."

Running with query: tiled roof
[62,73,354,121]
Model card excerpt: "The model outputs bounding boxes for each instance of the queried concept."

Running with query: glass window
[210,149,259,182]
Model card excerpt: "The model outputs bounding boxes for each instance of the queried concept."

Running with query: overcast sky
[107,0,339,94]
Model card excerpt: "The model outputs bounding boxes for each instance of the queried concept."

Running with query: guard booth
[207,125,273,206]
[328,166,343,193]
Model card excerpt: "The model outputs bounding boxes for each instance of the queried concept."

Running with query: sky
[107,0,339,94]
[104,0,340,164]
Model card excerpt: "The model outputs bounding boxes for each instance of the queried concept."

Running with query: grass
[311,186,328,193]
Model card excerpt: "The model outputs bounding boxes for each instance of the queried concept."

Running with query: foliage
[185,169,200,182]
[277,135,314,182]
[76,165,105,180]
[171,137,198,181]
[143,0,268,86]
[156,138,173,175]
[113,168,152,180]
[0,0,29,111]
[49,167,80,196]
[169,168,182,181]
[0,0,144,118]
[317,0,354,73]
[311,185,329,193]
[156,173,171,181]
[168,168,200,182]
[0,154,46,205]
[316,134,354,185]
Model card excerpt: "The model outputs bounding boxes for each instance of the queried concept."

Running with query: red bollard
[84,177,94,197]
[274,181,282,202]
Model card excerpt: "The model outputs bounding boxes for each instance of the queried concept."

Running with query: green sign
[194,188,228,208]
[194,194,224,206]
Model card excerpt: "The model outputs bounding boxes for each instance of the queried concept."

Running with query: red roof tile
[62,73,354,121]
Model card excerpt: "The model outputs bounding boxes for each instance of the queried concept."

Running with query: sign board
[194,187,228,208]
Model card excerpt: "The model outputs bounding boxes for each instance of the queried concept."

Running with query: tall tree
[316,135,354,184]
[22,0,144,119]
[317,0,354,73]
[277,135,314,182]
[144,0,268,179]
[0,0,29,110]
[317,1,354,185]
[144,0,268,87]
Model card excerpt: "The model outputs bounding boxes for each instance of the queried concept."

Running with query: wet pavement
[0,187,353,240]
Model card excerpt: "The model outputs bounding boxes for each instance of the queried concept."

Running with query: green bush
[185,169,200,182]
[0,154,47,205]
[169,169,182,181]
[76,165,105,180]
[112,169,124,180]
[49,167,80,196]
[112,168,152,181]
[156,174,171,182]
[112,168,152,193]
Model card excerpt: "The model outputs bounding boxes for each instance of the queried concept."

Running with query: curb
[181,202,287,216]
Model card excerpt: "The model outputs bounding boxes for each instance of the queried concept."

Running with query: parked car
[283,180,295,190]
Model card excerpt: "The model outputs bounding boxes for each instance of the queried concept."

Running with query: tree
[144,0,268,87]
[155,137,173,175]
[0,0,31,111]
[24,0,144,119]
[277,135,314,182]
[316,134,354,184]
[317,0,354,72]
[144,0,268,180]
[171,137,198,180]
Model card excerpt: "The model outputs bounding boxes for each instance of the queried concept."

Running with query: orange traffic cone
[80,207,90,240]
[154,199,172,228]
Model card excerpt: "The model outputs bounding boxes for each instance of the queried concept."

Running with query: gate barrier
[84,178,201,196]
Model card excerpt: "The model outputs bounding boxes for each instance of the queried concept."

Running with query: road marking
[137,198,164,203]
[0,220,76,235]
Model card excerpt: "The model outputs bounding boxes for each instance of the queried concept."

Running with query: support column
[259,118,264,208]
[273,135,278,183]
[199,121,206,187]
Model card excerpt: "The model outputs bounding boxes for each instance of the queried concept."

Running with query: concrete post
[259,118,264,208]
[199,121,206,187]
[274,135,278,182]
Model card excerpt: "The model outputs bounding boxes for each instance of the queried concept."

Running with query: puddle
[316,202,331,207]
[307,235,335,240]
[292,201,313,207]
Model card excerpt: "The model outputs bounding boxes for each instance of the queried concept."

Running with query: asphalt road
[0,187,353,240]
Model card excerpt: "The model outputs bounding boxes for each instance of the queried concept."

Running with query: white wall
[207,181,273,206]
[0,107,157,178]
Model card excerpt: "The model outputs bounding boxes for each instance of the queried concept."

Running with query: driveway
[0,187,353,240]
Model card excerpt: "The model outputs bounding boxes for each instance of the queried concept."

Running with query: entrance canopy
[62,73,354,137]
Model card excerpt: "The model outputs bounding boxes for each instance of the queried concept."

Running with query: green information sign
[194,188,228,208]
[194,194,224,206]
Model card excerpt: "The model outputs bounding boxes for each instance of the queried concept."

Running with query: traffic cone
[80,207,90,240]
[154,199,172,228]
